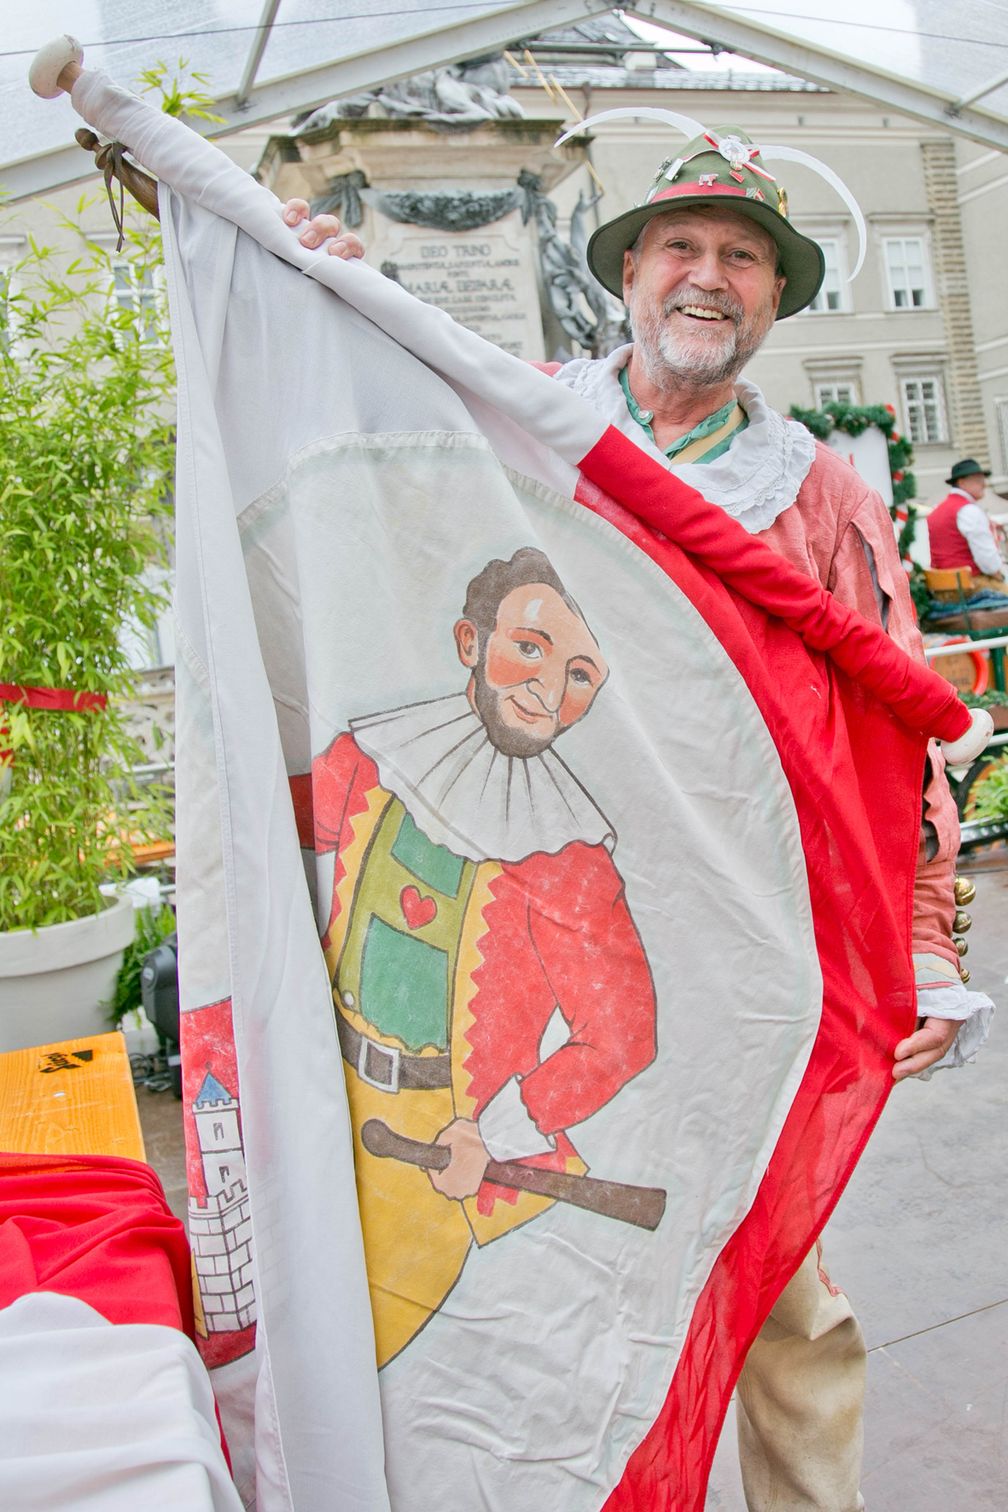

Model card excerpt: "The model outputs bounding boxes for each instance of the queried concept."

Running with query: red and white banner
[72,73,967,1512]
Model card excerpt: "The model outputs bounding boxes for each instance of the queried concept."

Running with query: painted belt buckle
[358,1034,401,1094]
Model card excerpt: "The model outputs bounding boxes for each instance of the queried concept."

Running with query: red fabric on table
[0,1152,194,1336]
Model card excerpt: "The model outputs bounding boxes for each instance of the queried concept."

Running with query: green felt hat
[946,458,991,484]
[585,126,825,320]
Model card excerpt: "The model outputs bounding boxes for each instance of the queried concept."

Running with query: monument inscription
[375,210,544,360]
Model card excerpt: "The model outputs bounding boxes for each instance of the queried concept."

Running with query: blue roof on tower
[195,1071,233,1108]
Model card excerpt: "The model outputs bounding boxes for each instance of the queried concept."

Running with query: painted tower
[188,1070,256,1336]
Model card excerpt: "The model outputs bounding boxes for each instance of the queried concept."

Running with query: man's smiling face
[455,583,609,758]
[623,206,785,388]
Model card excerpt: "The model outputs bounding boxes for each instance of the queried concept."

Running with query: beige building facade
[958,140,1008,495]
[498,55,999,508]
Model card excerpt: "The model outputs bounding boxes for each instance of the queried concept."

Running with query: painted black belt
[336,1011,451,1094]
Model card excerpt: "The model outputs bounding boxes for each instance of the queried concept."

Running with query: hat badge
[706,131,777,185]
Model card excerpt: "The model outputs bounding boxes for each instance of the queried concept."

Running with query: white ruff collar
[554,344,815,534]
[351,694,615,864]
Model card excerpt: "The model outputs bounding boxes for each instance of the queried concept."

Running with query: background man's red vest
[928,491,989,573]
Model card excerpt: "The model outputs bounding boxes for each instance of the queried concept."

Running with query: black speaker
[140,933,181,1098]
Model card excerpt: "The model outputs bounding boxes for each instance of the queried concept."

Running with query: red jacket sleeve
[766,447,959,972]
[309,731,377,855]
[517,843,657,1137]
[835,486,960,969]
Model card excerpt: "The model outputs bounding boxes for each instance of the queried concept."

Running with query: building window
[884,236,932,309]
[900,374,947,443]
[807,238,847,313]
[111,257,164,346]
[996,398,1008,473]
[814,380,860,407]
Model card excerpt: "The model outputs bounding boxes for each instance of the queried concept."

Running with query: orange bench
[0,1031,145,1161]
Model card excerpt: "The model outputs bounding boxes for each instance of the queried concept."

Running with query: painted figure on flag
[304,547,658,1366]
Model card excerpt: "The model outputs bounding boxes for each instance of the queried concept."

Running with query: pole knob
[940,706,993,767]
[28,35,83,98]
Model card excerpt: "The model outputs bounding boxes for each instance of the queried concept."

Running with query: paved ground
[137,854,1008,1510]
[707,851,1008,1510]
[135,1077,188,1225]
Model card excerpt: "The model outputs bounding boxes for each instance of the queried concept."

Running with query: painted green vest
[334,797,478,1052]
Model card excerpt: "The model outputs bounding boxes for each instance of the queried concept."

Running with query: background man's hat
[555,112,866,323]
[947,458,991,484]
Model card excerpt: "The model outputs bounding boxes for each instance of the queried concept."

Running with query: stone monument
[256,54,622,361]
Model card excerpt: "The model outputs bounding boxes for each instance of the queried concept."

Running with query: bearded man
[284,126,991,1511]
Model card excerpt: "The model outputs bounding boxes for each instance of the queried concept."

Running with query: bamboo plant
[0,220,175,931]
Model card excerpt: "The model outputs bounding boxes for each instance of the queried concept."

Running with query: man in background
[927,457,1008,592]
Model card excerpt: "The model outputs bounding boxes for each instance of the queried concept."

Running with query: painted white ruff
[553,344,816,534]
[350,694,615,864]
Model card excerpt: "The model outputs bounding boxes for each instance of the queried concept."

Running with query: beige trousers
[735,1243,866,1512]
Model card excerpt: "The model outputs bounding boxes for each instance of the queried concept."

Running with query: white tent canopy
[4,1,1008,201]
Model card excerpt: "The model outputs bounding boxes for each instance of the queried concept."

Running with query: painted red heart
[400,884,437,930]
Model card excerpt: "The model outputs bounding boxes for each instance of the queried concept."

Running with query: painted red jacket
[295,732,658,1153]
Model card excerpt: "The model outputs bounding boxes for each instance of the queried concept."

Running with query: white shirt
[948,486,1006,576]
[550,345,816,533]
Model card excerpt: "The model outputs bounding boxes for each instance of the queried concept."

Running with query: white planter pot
[0,895,136,1053]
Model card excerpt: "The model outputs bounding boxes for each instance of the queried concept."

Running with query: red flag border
[570,434,923,1511]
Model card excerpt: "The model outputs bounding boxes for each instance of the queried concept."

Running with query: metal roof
[4,2,1008,202]
[640,1,1008,149]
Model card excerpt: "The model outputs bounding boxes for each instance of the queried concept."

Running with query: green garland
[790,399,929,612]
[789,401,917,514]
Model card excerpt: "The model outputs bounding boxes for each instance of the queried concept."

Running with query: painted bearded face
[455,583,609,758]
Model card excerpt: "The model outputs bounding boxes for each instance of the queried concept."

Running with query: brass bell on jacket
[953,936,968,957]
[959,964,971,984]
[953,909,973,934]
[953,876,976,906]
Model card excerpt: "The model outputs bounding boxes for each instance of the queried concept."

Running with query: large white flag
[70,72,971,1512]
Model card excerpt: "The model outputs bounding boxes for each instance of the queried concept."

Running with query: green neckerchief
[618,365,748,463]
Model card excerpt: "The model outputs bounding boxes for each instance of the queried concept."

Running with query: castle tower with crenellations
[188,1071,256,1334]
